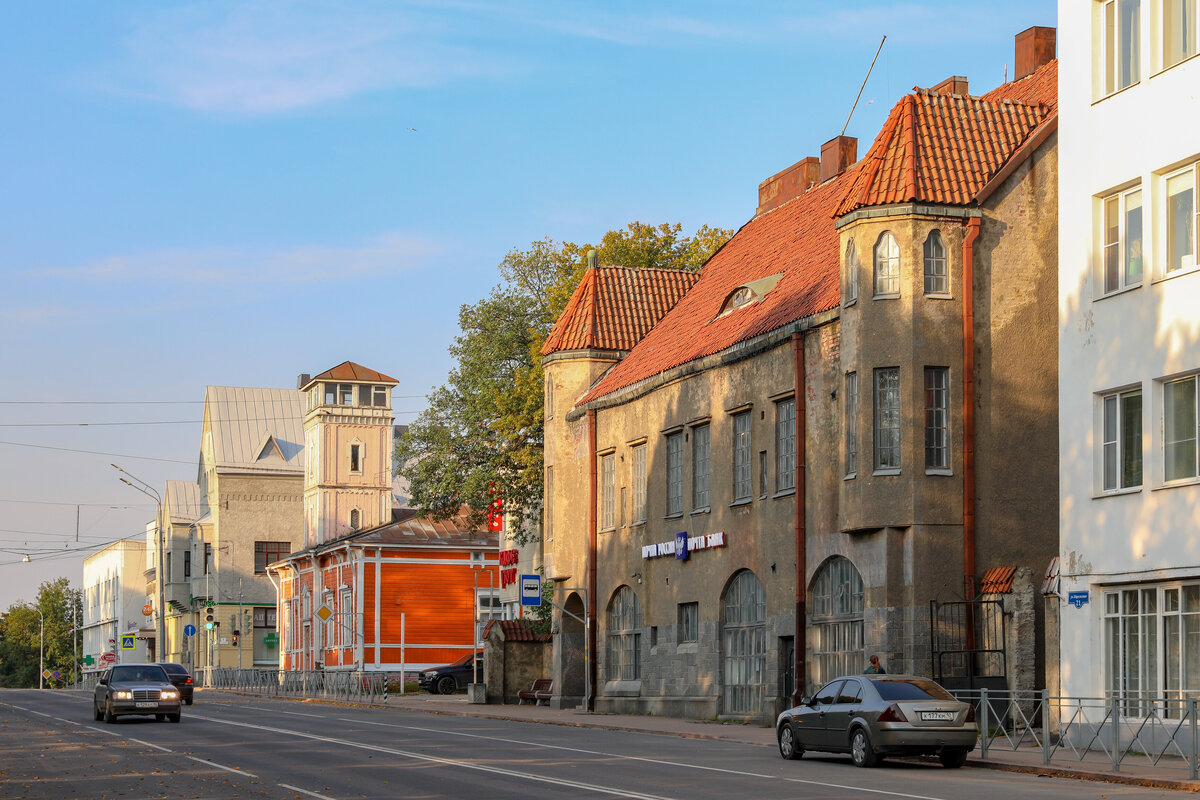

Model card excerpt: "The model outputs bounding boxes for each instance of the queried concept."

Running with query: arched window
[923,230,948,294]
[810,556,865,688]
[349,508,361,530]
[722,570,766,714]
[606,586,642,681]
[874,232,901,296]
[845,238,860,304]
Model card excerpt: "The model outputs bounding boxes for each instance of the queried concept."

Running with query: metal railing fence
[951,688,1200,780]
[203,668,396,705]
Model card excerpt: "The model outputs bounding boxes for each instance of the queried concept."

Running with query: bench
[517,678,553,706]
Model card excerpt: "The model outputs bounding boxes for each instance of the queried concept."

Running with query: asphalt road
[0,689,1177,799]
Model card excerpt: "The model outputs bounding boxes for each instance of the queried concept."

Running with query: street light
[112,463,165,662]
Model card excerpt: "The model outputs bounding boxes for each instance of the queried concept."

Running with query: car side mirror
[98,677,107,686]
[800,696,812,706]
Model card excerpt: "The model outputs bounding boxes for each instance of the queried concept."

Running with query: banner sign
[642,531,726,560]
[499,548,519,588]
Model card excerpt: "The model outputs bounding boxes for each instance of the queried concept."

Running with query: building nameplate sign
[641,531,726,560]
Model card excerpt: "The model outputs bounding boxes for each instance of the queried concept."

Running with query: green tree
[0,579,82,688]
[397,221,732,543]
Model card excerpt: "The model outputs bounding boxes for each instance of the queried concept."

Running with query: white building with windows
[82,540,153,672]
[1058,0,1200,702]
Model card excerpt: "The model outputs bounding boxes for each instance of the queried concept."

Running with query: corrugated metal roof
[205,386,304,475]
[165,480,203,524]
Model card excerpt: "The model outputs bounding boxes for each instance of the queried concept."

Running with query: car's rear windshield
[160,664,189,675]
[873,679,956,702]
[110,666,169,682]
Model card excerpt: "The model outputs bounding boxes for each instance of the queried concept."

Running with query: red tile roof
[982,59,1057,110]
[483,619,553,642]
[835,80,1054,216]
[579,170,857,404]
[309,361,398,385]
[980,566,1017,594]
[541,267,702,356]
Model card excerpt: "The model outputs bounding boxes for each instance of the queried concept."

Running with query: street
[0,690,1175,800]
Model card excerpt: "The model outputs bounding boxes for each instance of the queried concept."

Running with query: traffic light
[204,607,215,630]
[232,630,240,646]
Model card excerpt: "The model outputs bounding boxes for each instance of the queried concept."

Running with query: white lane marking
[89,727,122,737]
[29,710,52,718]
[272,709,327,718]
[336,717,947,800]
[126,737,172,753]
[55,718,82,726]
[191,714,674,800]
[279,784,337,800]
[188,756,257,778]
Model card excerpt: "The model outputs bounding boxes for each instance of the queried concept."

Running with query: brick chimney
[820,135,858,182]
[931,75,969,96]
[757,156,820,215]
[1015,26,1055,80]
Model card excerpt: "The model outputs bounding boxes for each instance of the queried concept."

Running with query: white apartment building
[82,539,153,672]
[1059,0,1200,703]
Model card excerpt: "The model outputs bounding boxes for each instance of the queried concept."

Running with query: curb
[961,757,1200,794]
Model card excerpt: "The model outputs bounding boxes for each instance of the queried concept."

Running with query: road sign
[82,655,94,665]
[142,604,153,616]
[42,670,52,679]
[520,574,542,606]
[120,635,136,650]
[100,653,116,664]
[108,638,115,645]
[184,624,197,637]
[52,670,61,679]
[316,604,333,622]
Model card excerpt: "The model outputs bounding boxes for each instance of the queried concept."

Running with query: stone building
[542,29,1060,720]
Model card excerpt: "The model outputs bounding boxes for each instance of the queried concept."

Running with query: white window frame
[1100,185,1144,294]
[924,367,951,472]
[874,367,901,472]
[1100,0,1142,97]
[775,398,796,493]
[732,412,752,502]
[1101,387,1143,492]
[600,453,616,531]
[666,432,683,516]
[1163,373,1199,483]
[1163,162,1197,277]
[845,372,858,477]
[1163,0,1198,69]
[692,425,710,510]
[632,446,646,523]
[923,230,949,295]
[678,601,699,643]
[845,238,859,305]
[606,586,642,682]
[874,232,901,297]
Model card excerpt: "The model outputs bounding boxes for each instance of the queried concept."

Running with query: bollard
[1042,689,1051,765]
[1110,695,1121,772]
[980,688,990,759]
[1190,698,1198,781]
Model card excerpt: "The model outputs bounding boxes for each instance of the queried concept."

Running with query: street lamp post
[112,464,165,662]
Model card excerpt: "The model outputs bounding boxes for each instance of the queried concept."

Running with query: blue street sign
[520,574,542,606]
[1067,591,1089,609]
[120,635,136,650]
[675,531,689,560]
[184,624,197,637]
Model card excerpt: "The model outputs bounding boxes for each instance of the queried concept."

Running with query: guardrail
[203,668,396,705]
[951,689,1200,780]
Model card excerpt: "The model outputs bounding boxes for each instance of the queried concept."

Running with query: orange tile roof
[835,81,1053,216]
[980,566,1018,595]
[579,170,857,404]
[483,619,553,642]
[540,267,701,356]
[982,59,1057,110]
[309,361,398,385]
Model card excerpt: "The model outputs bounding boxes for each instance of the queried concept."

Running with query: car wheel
[850,728,877,768]
[778,723,804,760]
[939,748,968,769]
[103,701,115,724]
[93,701,103,721]
[156,714,166,722]
[168,712,181,723]
[436,676,457,695]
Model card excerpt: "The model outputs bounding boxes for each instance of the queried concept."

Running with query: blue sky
[0,0,1056,609]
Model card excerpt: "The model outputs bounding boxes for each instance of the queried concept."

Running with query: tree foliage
[397,222,732,543]
[0,578,83,688]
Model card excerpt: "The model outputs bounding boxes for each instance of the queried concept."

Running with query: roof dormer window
[715,273,784,320]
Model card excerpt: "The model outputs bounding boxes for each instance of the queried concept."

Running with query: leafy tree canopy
[0,577,82,688]
[397,222,732,543]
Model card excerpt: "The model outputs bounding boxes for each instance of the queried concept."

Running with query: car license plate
[135,702,157,709]
[921,711,954,721]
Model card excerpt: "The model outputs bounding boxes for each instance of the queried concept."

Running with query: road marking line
[188,755,257,778]
[127,737,172,753]
[89,727,122,736]
[279,784,337,800]
[55,718,82,726]
[273,709,326,718]
[191,714,675,800]
[334,717,949,800]
[29,710,52,718]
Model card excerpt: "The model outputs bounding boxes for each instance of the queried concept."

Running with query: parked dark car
[152,662,195,705]
[93,664,182,723]
[419,652,483,694]
[776,675,977,768]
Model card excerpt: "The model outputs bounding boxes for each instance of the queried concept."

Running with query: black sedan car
[153,662,195,705]
[419,652,483,694]
[776,674,977,768]
[93,664,182,723]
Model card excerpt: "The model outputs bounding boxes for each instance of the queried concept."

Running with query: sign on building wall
[1067,591,1089,609]
[641,531,726,560]
[499,548,519,587]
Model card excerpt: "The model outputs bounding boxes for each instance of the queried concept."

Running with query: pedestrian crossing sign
[120,635,136,650]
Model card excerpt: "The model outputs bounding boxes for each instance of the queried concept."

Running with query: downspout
[791,332,808,705]
[587,409,598,712]
[961,216,982,649]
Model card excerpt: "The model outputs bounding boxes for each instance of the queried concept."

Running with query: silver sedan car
[93,664,182,723]
[776,675,977,768]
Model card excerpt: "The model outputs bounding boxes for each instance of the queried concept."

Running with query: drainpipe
[587,408,598,712]
[961,217,981,649]
[792,332,808,705]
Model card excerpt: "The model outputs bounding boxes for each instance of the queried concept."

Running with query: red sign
[501,568,517,588]
[487,498,504,531]
[100,653,117,664]
[142,604,153,616]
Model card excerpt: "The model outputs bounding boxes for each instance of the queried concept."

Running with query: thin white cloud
[0,305,69,324]
[29,231,443,284]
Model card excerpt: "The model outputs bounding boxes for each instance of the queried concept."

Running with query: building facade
[82,540,152,672]
[1058,0,1200,705]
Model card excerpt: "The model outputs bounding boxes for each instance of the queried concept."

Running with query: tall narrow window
[1164,376,1199,482]
[545,376,554,419]
[692,426,710,510]
[349,443,362,473]
[1164,0,1197,68]
[632,445,646,523]
[607,586,642,681]
[775,398,796,492]
[183,550,191,579]
[924,367,950,470]
[759,451,768,498]
[733,412,752,501]
[1102,389,1143,491]
[1166,166,1196,274]
[874,368,901,471]
[874,232,900,296]
[601,453,615,530]
[1103,0,1141,95]
[845,373,858,476]
[1103,187,1143,293]
[349,508,361,529]
[545,466,554,541]
[845,239,859,304]
[204,543,212,575]
[923,231,948,294]
[666,432,683,516]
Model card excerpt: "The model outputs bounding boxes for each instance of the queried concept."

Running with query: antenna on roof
[843,35,887,136]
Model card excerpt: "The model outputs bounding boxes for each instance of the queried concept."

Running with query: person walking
[864,654,886,674]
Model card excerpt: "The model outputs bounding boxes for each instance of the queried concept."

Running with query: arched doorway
[722,569,766,715]
[809,555,865,689]
[556,591,587,705]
